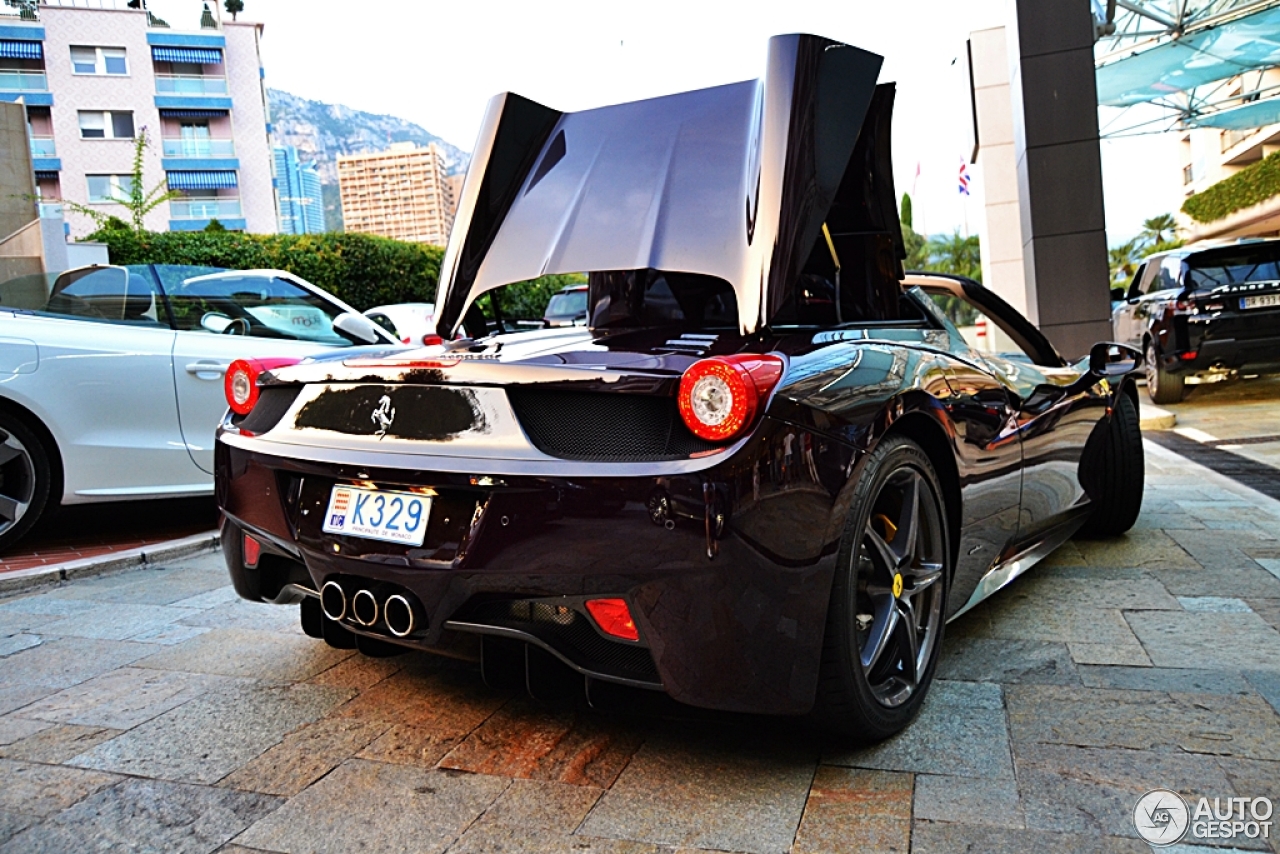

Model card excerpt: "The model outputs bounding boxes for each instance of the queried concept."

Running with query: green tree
[203,218,227,232]
[1140,213,1177,246]
[923,230,982,282]
[224,0,242,20]
[899,193,914,230]
[1109,237,1142,285]
[60,128,182,233]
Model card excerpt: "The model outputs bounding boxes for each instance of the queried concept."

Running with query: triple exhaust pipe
[320,580,422,638]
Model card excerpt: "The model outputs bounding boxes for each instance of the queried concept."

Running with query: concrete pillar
[1006,0,1112,359]
[971,27,1028,318]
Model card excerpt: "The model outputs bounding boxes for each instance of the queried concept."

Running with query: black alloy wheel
[814,436,949,741]
[0,411,52,554]
[1145,341,1185,405]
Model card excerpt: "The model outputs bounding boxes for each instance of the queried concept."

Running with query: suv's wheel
[1077,393,1144,537]
[813,436,950,743]
[0,411,53,554]
[1145,341,1185,404]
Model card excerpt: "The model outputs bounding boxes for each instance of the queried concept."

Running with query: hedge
[1182,151,1280,224]
[87,227,586,320]
[87,228,443,311]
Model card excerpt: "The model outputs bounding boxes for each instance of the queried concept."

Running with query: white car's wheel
[0,411,53,553]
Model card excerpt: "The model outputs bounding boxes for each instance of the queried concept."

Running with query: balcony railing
[0,70,47,91]
[162,138,234,158]
[1221,127,1257,153]
[10,0,223,29]
[155,74,228,96]
[171,198,241,219]
[29,137,55,157]
[38,202,63,219]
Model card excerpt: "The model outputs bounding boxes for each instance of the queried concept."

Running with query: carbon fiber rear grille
[507,388,717,461]
[235,386,301,434]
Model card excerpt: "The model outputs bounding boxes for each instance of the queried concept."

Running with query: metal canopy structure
[1093,0,1280,135]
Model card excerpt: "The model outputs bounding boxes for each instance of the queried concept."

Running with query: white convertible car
[0,264,397,552]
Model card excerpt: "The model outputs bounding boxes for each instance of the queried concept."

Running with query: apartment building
[337,142,454,246]
[1177,67,1280,241]
[0,0,275,237]
[274,144,322,234]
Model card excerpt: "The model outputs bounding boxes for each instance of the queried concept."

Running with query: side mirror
[1109,287,1126,303]
[1089,341,1141,378]
[333,311,383,345]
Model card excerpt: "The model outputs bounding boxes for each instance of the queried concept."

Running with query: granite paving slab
[219,717,389,797]
[177,599,309,634]
[0,715,53,746]
[912,773,1023,829]
[129,623,213,645]
[0,595,98,617]
[1075,529,1201,569]
[1244,670,1280,717]
[790,767,912,854]
[169,585,241,611]
[343,664,509,768]
[0,758,119,818]
[0,634,39,657]
[305,654,403,692]
[910,820,1148,853]
[133,628,353,683]
[0,637,153,716]
[68,682,353,784]
[825,680,1013,780]
[936,638,1081,686]
[1165,529,1280,575]
[439,697,646,788]
[233,759,508,854]
[1125,610,1280,671]
[579,726,818,854]
[1012,743,1241,841]
[0,724,121,763]
[49,563,229,606]
[1248,598,1280,633]
[14,666,239,730]
[980,598,1143,646]
[1155,567,1280,600]
[1007,576,1182,611]
[1066,641,1154,667]
[0,812,33,847]
[33,602,201,641]
[446,779,605,854]
[0,778,281,854]
[1006,684,1280,759]
[1078,665,1252,695]
[0,612,57,638]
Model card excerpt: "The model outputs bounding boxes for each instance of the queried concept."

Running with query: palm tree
[1140,213,1178,247]
[925,231,982,282]
[1109,237,1142,284]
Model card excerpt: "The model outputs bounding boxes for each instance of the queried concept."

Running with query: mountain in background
[267,88,470,232]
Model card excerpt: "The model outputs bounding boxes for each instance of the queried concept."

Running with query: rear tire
[812,436,950,743]
[0,410,53,554]
[1078,393,1145,537]
[1145,342,1185,404]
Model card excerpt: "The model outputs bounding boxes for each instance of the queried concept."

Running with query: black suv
[1111,239,1280,403]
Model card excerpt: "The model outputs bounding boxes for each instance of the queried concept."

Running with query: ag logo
[1134,789,1190,846]
[371,394,396,439]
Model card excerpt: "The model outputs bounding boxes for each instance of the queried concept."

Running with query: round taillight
[224,357,301,416]
[677,355,784,442]
[422,334,443,346]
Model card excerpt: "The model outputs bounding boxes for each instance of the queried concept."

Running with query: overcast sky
[246,0,1187,246]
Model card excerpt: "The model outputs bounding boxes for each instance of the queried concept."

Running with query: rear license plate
[322,485,430,546]
[1240,294,1280,310]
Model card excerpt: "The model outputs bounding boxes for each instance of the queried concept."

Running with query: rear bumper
[1164,313,1280,375]
[215,418,855,715]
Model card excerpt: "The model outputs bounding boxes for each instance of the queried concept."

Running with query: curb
[0,531,220,596]
[1140,403,1176,431]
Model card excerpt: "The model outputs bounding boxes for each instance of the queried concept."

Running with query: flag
[958,161,971,196]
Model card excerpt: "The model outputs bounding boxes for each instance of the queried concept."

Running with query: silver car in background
[0,264,396,552]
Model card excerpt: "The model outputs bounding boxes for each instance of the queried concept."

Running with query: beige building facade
[337,142,454,245]
[1177,67,1280,242]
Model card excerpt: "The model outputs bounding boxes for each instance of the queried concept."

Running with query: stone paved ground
[0,441,1277,854]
